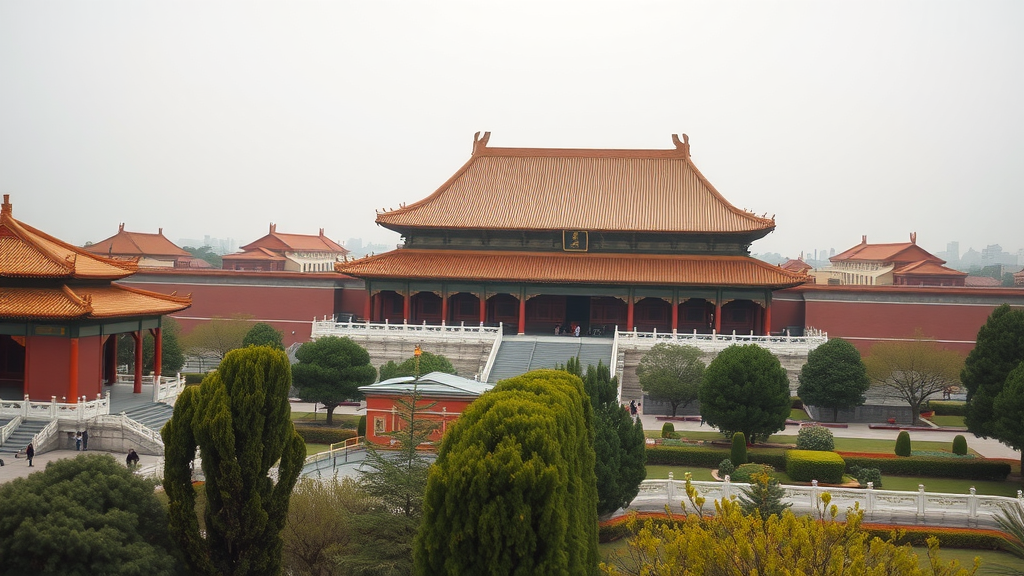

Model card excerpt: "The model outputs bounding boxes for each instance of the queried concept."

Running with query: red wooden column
[671,296,679,333]
[363,290,372,321]
[441,291,449,325]
[69,337,79,403]
[714,298,722,334]
[518,292,526,335]
[479,293,487,324]
[403,290,411,322]
[626,295,635,331]
[132,331,143,394]
[152,328,162,380]
[764,301,772,336]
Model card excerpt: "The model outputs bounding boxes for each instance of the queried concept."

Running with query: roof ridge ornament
[671,133,691,158]
[2,194,12,217]
[473,131,491,155]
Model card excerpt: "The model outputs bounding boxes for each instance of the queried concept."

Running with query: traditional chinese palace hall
[0,195,191,402]
[338,133,808,335]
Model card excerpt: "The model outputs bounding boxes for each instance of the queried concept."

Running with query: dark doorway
[0,334,26,399]
[565,296,591,332]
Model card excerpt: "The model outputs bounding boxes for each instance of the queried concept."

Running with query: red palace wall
[121,270,366,347]
[363,394,472,445]
[24,336,105,402]
[77,337,103,400]
[774,286,1024,354]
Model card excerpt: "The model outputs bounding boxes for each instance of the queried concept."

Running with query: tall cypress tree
[162,346,306,576]
[963,304,1024,437]
[415,369,598,575]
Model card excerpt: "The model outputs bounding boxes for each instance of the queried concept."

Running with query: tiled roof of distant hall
[85,225,191,258]
[336,249,809,288]
[375,133,776,235]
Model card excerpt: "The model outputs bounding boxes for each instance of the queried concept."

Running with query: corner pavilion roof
[1,196,137,280]
[85,224,191,259]
[0,195,192,321]
[336,249,809,289]
[375,133,776,236]
[893,261,966,278]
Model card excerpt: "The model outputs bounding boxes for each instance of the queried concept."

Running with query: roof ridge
[11,217,139,275]
[1,214,76,275]
[61,284,93,315]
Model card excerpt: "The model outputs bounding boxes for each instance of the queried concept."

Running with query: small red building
[223,223,349,272]
[827,233,966,287]
[0,195,191,402]
[358,372,493,445]
[85,224,195,268]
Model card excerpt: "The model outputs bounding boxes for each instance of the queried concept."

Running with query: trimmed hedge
[294,425,357,445]
[842,455,1011,481]
[791,396,804,410]
[928,400,967,417]
[357,415,366,438]
[730,463,775,483]
[645,445,787,470]
[952,435,968,456]
[796,425,835,451]
[895,431,911,457]
[183,373,206,385]
[731,432,747,465]
[786,449,846,483]
[662,422,676,439]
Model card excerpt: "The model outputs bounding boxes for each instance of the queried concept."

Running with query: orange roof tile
[336,249,808,288]
[0,284,190,320]
[780,258,812,273]
[830,235,944,265]
[85,225,190,258]
[0,196,137,280]
[238,224,349,254]
[222,247,287,261]
[964,276,1002,287]
[893,261,966,277]
[375,133,775,236]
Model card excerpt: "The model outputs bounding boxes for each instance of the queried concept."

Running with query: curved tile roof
[1,195,137,280]
[376,133,775,235]
[85,225,191,258]
[0,284,191,320]
[337,249,808,289]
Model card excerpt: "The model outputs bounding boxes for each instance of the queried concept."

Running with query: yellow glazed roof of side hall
[375,133,776,235]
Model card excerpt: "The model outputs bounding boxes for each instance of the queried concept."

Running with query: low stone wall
[57,417,164,456]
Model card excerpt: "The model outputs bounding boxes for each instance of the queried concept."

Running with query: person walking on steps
[126,448,140,469]
[26,442,34,467]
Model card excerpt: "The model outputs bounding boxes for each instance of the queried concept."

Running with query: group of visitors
[554,322,582,337]
[13,440,140,471]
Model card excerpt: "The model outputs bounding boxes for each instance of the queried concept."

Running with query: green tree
[243,322,285,350]
[415,369,599,576]
[378,350,456,380]
[963,304,1024,438]
[698,344,791,442]
[161,346,306,576]
[0,454,184,575]
[865,338,964,424]
[797,338,869,421]
[564,359,646,516]
[282,477,372,576]
[991,361,1024,475]
[116,316,187,375]
[183,245,223,268]
[738,471,792,519]
[344,386,440,575]
[291,336,377,425]
[182,315,254,360]
[635,343,705,417]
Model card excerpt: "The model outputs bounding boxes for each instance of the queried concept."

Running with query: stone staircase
[487,337,614,383]
[120,403,176,432]
[0,419,48,455]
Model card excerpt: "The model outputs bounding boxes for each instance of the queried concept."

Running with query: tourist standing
[81,429,89,451]
[26,442,34,467]
[126,448,140,469]
[75,432,82,451]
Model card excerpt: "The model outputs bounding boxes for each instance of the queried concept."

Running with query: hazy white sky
[2,1,1022,259]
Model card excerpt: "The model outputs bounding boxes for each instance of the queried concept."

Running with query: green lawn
[927,415,967,428]
[305,443,331,456]
[646,430,960,454]
[291,411,360,428]
[789,408,811,421]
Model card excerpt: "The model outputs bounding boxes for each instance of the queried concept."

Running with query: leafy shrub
[952,434,968,456]
[786,449,846,484]
[848,465,883,488]
[894,431,911,457]
[718,459,735,478]
[183,373,206,385]
[293,425,357,445]
[842,455,1010,481]
[730,463,774,483]
[731,432,747,465]
[795,425,835,451]
[357,415,366,438]
[791,396,804,410]
[645,445,787,470]
[661,422,677,439]
[928,400,967,416]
